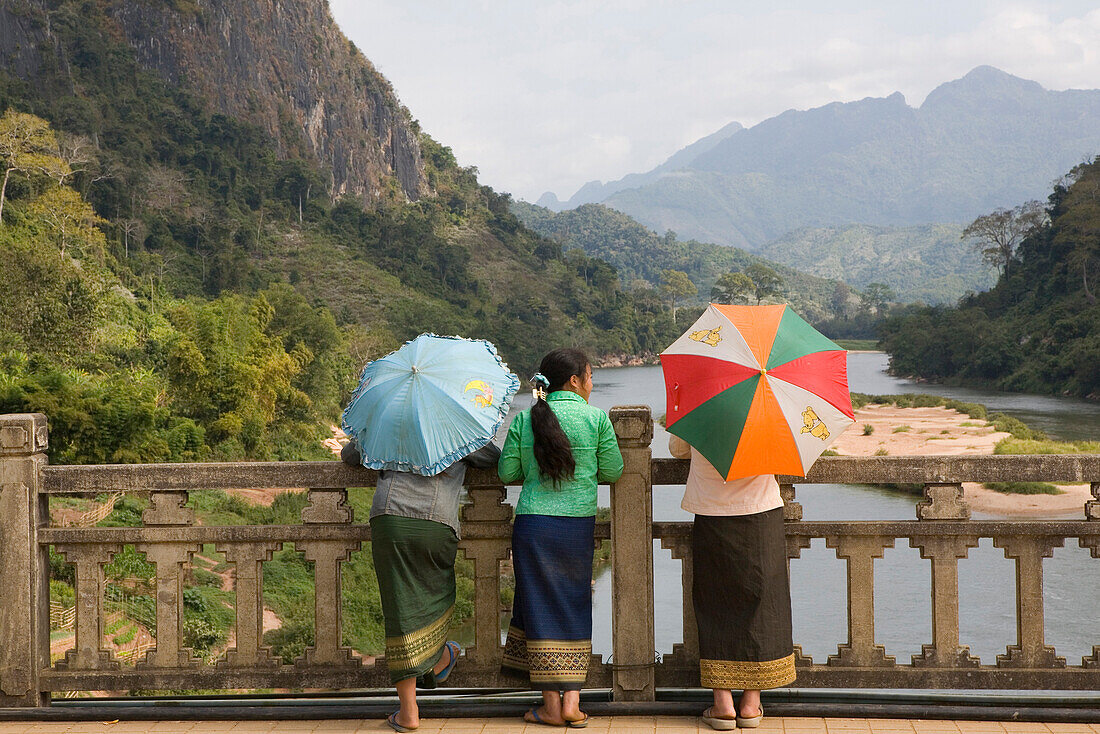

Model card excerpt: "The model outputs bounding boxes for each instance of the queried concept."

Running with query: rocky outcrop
[0,0,427,203]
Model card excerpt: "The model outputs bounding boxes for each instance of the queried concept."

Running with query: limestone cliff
[0,0,427,202]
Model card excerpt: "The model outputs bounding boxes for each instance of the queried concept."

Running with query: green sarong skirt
[370,514,458,685]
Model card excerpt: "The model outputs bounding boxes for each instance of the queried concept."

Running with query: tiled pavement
[0,719,1096,734]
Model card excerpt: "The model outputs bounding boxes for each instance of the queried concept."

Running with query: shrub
[862,424,874,435]
[985,481,1062,495]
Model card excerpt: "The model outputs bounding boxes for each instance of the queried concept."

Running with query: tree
[830,282,853,319]
[0,226,107,357]
[659,269,696,319]
[711,271,754,304]
[119,218,145,259]
[1053,161,1100,304]
[859,282,895,316]
[25,186,107,262]
[56,132,98,188]
[744,263,784,304]
[144,163,192,211]
[961,201,1046,276]
[0,110,70,224]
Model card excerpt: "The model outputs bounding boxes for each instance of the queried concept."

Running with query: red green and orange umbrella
[661,304,854,481]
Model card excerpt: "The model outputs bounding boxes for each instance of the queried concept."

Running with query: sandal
[435,641,461,684]
[701,706,738,731]
[387,711,418,732]
[565,712,589,728]
[524,707,564,726]
[737,704,763,728]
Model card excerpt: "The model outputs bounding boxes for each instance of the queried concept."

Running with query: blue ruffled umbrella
[341,334,519,476]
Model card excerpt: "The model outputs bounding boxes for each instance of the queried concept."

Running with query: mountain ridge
[545,67,1100,249]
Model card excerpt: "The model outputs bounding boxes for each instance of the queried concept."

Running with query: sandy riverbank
[831,404,1093,518]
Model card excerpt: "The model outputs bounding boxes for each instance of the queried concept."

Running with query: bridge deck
[0,718,1095,733]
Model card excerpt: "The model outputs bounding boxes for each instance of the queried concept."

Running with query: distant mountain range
[539,67,1100,251]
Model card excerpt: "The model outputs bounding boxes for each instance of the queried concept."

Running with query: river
[499,353,1100,667]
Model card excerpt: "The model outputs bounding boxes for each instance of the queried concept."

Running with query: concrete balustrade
[1,408,1099,706]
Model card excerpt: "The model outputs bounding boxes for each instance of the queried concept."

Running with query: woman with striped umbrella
[661,304,853,731]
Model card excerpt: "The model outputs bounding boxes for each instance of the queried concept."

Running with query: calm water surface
[498,353,1100,665]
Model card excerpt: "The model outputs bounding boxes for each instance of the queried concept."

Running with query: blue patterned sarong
[501,514,594,691]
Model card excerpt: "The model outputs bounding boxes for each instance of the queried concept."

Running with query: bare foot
[562,705,587,723]
[525,706,564,725]
[562,690,585,723]
[738,691,762,719]
[392,710,419,730]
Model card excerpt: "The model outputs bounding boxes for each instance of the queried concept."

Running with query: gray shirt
[340,440,501,537]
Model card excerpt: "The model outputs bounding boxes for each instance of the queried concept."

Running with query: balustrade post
[910,535,980,667]
[609,406,655,701]
[0,414,49,706]
[298,489,359,669]
[134,543,203,668]
[994,534,1065,669]
[785,533,814,666]
[217,541,281,667]
[780,482,802,521]
[826,535,895,668]
[1086,482,1100,520]
[916,483,970,521]
[659,533,698,675]
[54,544,121,672]
[1074,533,1098,668]
[458,485,512,672]
[138,490,201,668]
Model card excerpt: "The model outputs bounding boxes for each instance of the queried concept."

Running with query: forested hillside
[0,0,681,464]
[880,157,1100,398]
[757,223,994,305]
[512,201,850,323]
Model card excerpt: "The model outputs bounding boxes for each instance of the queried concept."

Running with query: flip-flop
[387,711,418,732]
[701,706,738,731]
[524,707,563,727]
[565,712,590,728]
[737,704,764,728]
[434,641,461,684]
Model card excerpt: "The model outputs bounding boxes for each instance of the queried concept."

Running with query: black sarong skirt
[693,507,796,690]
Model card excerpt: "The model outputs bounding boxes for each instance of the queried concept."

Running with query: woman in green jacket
[499,348,624,728]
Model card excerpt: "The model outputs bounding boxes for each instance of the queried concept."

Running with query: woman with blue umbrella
[341,334,519,733]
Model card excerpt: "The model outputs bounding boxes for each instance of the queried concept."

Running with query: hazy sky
[328,1,1100,203]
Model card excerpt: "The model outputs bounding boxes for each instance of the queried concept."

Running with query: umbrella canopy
[661,304,853,481]
[341,334,519,476]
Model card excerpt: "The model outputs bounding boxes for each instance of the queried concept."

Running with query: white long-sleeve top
[669,435,783,517]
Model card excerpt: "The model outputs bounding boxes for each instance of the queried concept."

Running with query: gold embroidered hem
[501,625,529,672]
[700,654,796,690]
[385,604,454,674]
[527,639,592,684]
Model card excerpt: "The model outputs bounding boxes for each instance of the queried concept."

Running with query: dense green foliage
[0,0,688,463]
[879,158,1100,398]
